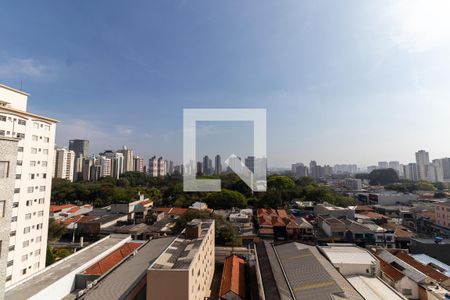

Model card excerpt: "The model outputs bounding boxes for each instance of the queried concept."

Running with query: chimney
[185,220,201,239]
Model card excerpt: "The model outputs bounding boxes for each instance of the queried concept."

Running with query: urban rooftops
[150,219,214,270]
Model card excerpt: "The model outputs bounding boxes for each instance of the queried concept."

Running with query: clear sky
[1,0,450,167]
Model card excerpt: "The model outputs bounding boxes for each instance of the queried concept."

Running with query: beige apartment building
[147,219,215,300]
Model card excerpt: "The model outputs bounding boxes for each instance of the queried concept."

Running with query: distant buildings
[117,145,134,172]
[203,155,213,175]
[69,139,89,157]
[214,154,222,175]
[53,147,75,181]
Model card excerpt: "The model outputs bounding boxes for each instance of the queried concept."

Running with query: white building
[53,147,75,182]
[117,145,134,172]
[0,84,57,287]
[344,178,362,190]
[415,150,430,180]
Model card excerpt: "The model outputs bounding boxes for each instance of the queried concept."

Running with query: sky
[2,0,450,168]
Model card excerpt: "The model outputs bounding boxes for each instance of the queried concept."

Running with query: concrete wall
[0,137,18,298]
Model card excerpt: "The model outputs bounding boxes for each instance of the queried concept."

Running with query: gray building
[69,139,89,157]
[0,137,18,295]
[214,154,222,175]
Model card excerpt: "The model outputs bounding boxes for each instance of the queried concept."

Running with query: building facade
[147,219,215,300]
[53,147,75,182]
[68,139,89,158]
[0,84,57,287]
[0,137,18,295]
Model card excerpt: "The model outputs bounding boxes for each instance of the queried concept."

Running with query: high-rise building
[68,139,89,157]
[202,155,212,175]
[95,155,112,178]
[214,155,222,175]
[404,163,419,181]
[157,157,166,176]
[53,147,75,182]
[437,158,450,181]
[378,161,389,169]
[292,163,308,178]
[0,84,57,286]
[148,156,158,177]
[101,151,124,179]
[117,145,134,172]
[388,161,400,174]
[196,161,203,176]
[133,156,144,173]
[428,160,444,183]
[415,150,430,180]
[0,136,18,295]
[73,154,84,181]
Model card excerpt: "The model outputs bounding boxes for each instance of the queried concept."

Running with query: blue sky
[1,0,450,167]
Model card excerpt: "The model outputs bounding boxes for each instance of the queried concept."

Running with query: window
[21,254,28,262]
[17,133,25,139]
[7,261,13,267]
[27,187,34,193]
[17,160,22,166]
[12,202,18,208]
[0,130,5,136]
[11,216,17,222]
[34,249,41,256]
[33,122,39,129]
[31,148,37,154]
[0,161,9,178]
[402,289,412,295]
[30,174,35,180]
[0,200,5,217]
[25,213,31,220]
[38,211,43,217]
[14,188,20,193]
[23,227,30,234]
[0,115,6,121]
[44,125,50,131]
[43,149,48,155]
[39,186,46,192]
[23,240,29,248]
[26,200,32,206]
[42,161,47,167]
[42,173,47,179]
[9,245,15,251]
[36,236,42,243]
[36,223,43,230]
[30,161,36,167]
[18,119,26,125]
[18,147,24,152]
[38,198,44,204]
[6,275,11,282]
[16,174,21,179]
[32,135,38,141]
[10,231,16,237]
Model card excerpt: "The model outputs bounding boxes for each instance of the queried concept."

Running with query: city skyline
[2,1,450,167]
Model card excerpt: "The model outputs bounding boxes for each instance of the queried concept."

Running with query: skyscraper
[214,155,222,175]
[245,156,255,173]
[53,147,75,182]
[415,150,430,180]
[133,156,144,173]
[0,84,57,286]
[378,161,389,169]
[117,145,134,172]
[68,139,89,157]
[203,155,213,175]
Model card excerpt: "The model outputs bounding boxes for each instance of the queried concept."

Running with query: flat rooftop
[5,235,130,300]
[150,219,213,270]
[346,276,405,300]
[83,237,175,300]
[267,242,363,300]
[320,244,377,266]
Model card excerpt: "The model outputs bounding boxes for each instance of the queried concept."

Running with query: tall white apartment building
[53,147,75,182]
[117,145,134,172]
[148,156,158,177]
[0,84,57,287]
[415,150,430,180]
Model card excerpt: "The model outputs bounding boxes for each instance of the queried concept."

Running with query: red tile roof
[83,242,141,276]
[219,255,246,300]
[50,204,77,213]
[373,253,405,282]
[155,207,189,216]
[395,251,449,283]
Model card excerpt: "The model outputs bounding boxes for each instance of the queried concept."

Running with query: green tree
[204,189,247,209]
[46,246,55,266]
[369,169,399,185]
[48,218,67,242]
